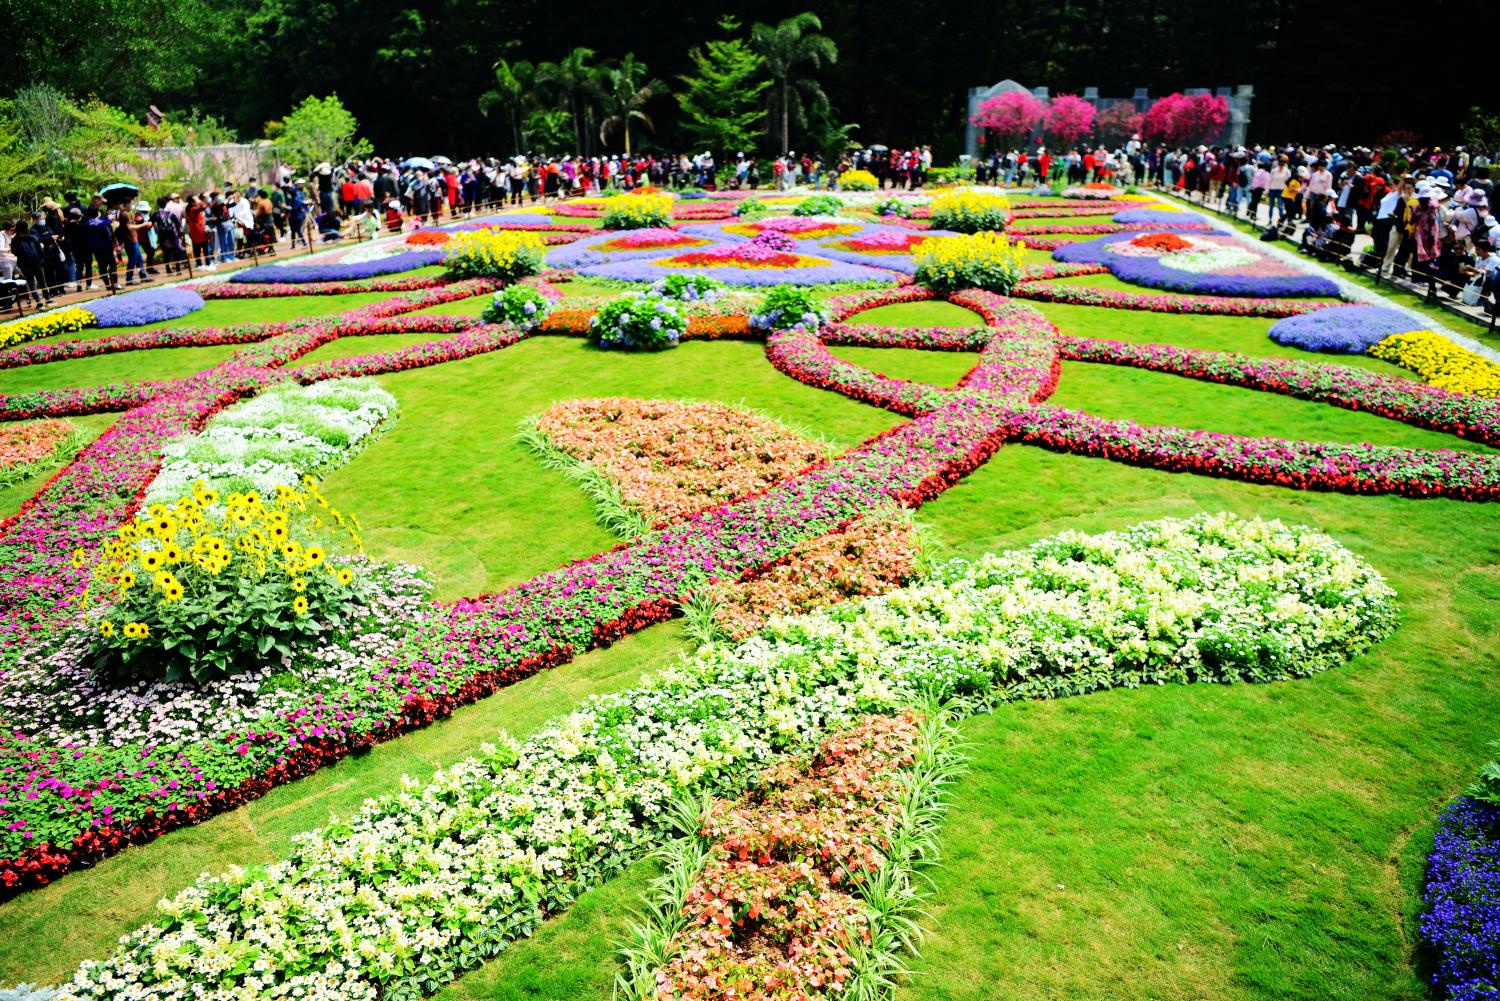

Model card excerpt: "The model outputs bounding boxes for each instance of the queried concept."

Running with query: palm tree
[478,58,537,152]
[535,47,599,154]
[751,12,838,155]
[598,54,663,155]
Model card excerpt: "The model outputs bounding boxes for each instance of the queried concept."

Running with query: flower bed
[1061,182,1125,199]
[0,420,78,487]
[0,307,94,349]
[914,232,1028,294]
[143,378,398,504]
[85,288,206,328]
[46,516,1398,1001]
[1267,304,1423,354]
[1421,795,1500,1001]
[1006,405,1500,500]
[1369,331,1500,398]
[621,711,957,1000]
[602,192,673,229]
[1058,335,1500,447]
[46,512,1396,1001]
[528,398,828,526]
[197,273,446,298]
[724,216,863,241]
[927,189,1012,233]
[1054,231,1342,298]
[1011,280,1338,317]
[229,250,445,284]
[578,245,894,286]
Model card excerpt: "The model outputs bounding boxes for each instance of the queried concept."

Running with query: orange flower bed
[405,230,452,245]
[0,419,74,474]
[535,398,827,523]
[704,508,919,640]
[533,398,920,635]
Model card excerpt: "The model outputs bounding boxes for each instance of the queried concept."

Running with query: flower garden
[0,185,1497,1001]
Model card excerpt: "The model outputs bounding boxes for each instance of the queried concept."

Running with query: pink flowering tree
[1141,92,1231,145]
[1043,94,1096,148]
[1095,103,1143,146]
[970,90,1043,146]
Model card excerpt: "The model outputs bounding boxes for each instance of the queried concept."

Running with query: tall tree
[676,17,769,157]
[751,12,838,155]
[536,47,600,155]
[597,54,662,155]
[479,58,539,153]
[274,94,372,171]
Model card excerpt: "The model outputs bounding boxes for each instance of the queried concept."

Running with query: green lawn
[1,243,1496,1000]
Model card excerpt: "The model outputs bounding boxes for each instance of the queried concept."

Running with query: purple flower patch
[86,288,206,328]
[1055,231,1342,298]
[1421,797,1500,1000]
[230,250,445,284]
[1112,208,1208,226]
[1268,305,1422,354]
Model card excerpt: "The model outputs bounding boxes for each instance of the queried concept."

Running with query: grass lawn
[2,234,1496,999]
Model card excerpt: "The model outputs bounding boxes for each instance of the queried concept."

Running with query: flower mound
[597,228,708,252]
[443,229,546,281]
[87,288,206,328]
[601,192,673,229]
[0,307,94,348]
[86,481,366,683]
[914,232,1027,294]
[661,242,828,270]
[1268,305,1424,354]
[928,189,1012,233]
[791,194,846,216]
[1062,182,1125,199]
[827,231,931,255]
[482,283,552,329]
[838,168,879,191]
[1055,231,1342,298]
[1421,797,1500,1001]
[724,216,862,241]
[231,250,445,284]
[589,292,686,350]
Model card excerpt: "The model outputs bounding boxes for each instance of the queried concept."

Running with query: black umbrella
[99,182,141,204]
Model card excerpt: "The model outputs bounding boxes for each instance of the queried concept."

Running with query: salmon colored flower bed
[0,420,75,478]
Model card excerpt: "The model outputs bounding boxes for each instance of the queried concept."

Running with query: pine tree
[675,17,769,157]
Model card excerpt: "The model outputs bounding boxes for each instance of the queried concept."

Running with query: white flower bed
[53,513,1397,1001]
[144,378,397,504]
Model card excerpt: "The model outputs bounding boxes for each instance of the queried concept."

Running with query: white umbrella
[402,157,435,171]
[430,156,453,166]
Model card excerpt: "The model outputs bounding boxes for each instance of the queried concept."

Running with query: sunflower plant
[84,479,366,684]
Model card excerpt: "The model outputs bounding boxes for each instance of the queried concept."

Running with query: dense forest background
[0,0,1467,158]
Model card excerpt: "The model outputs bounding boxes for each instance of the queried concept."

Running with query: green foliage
[1468,742,1500,804]
[89,486,366,684]
[590,293,686,351]
[675,18,770,156]
[791,193,845,216]
[597,54,663,155]
[1460,106,1500,156]
[479,58,539,151]
[752,285,829,330]
[274,94,372,171]
[651,274,726,301]
[481,285,553,329]
[751,12,838,154]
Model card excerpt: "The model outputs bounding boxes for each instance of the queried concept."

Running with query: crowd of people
[3,139,1495,313]
[975,140,1498,310]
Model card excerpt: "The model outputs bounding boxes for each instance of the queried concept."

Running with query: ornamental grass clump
[914,232,1027,294]
[481,283,553,329]
[589,292,686,350]
[85,479,366,684]
[442,229,546,281]
[837,168,879,191]
[928,189,1012,233]
[792,194,845,216]
[600,192,673,229]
